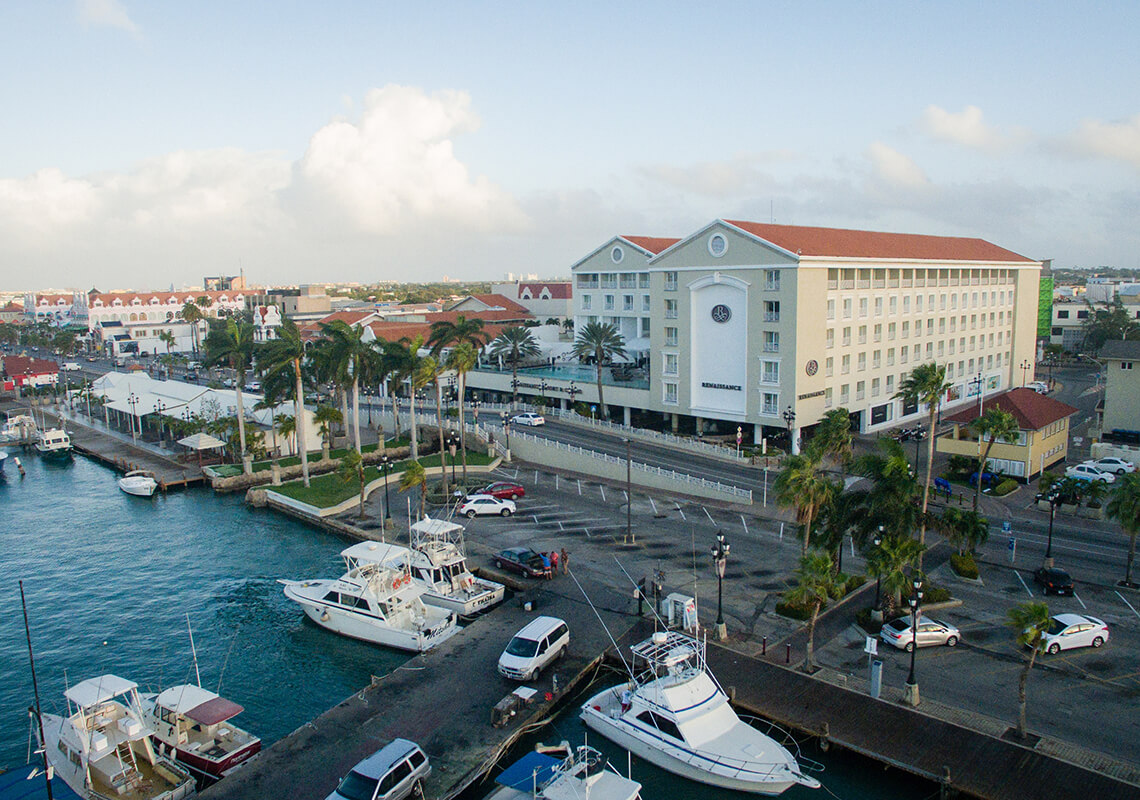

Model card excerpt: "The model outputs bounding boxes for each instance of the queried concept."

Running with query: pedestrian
[540,552,551,579]
[620,687,632,713]
[549,550,559,575]
[560,547,569,574]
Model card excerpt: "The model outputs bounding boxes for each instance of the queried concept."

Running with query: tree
[422,355,449,498]
[313,404,343,452]
[428,314,490,356]
[938,507,990,556]
[774,452,837,556]
[274,413,295,456]
[180,301,205,355]
[317,319,376,454]
[257,317,311,487]
[52,330,77,355]
[398,459,428,519]
[785,550,844,672]
[848,438,924,548]
[571,321,627,421]
[868,535,925,616]
[812,407,854,486]
[445,341,478,486]
[1006,601,1051,740]
[970,407,1020,511]
[489,326,542,410]
[338,450,367,520]
[1080,297,1140,354]
[1106,472,1140,587]
[205,319,256,472]
[895,363,952,568]
[158,330,176,357]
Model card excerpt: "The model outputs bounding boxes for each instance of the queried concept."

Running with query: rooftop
[944,387,1078,431]
[1098,340,1140,360]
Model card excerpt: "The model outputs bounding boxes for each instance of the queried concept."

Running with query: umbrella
[177,432,227,469]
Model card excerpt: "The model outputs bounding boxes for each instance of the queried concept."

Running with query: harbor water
[1,450,937,798]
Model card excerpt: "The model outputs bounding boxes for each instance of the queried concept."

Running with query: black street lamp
[711,532,730,640]
[381,454,392,523]
[448,435,458,487]
[872,528,884,619]
[153,400,167,445]
[782,406,796,452]
[904,578,924,707]
[501,411,511,452]
[126,392,139,443]
[624,437,633,544]
[1020,359,1032,387]
[1045,487,1061,568]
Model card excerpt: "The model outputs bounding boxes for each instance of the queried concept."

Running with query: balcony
[763,342,780,353]
[764,312,780,322]
[664,309,678,319]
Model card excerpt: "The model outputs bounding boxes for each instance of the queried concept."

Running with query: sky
[1,1,1138,291]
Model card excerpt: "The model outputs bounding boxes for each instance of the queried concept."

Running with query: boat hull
[421,580,505,616]
[155,738,261,784]
[36,445,73,459]
[119,478,158,496]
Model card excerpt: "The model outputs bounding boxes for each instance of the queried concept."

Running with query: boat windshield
[335,771,379,800]
[505,636,540,657]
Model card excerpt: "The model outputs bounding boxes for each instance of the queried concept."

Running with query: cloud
[634,152,800,198]
[1062,114,1140,168]
[865,142,929,189]
[76,0,140,35]
[920,105,1005,150]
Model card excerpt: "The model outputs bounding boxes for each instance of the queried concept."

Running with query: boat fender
[818,721,831,752]
[320,609,330,622]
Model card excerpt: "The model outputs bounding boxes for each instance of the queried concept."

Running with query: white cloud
[1063,114,1140,168]
[76,0,140,35]
[865,142,929,189]
[634,152,800,198]
[920,105,1004,150]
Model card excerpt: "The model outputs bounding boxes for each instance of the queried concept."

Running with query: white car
[60,362,81,371]
[1081,457,1136,475]
[1065,463,1116,483]
[458,494,516,518]
[510,412,545,426]
[880,616,961,652]
[1037,614,1110,655]
[1026,381,1049,394]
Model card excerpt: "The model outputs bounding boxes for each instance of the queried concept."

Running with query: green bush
[923,584,953,603]
[946,455,973,478]
[993,478,1018,496]
[843,574,867,596]
[950,552,980,579]
[855,607,884,634]
[775,598,817,621]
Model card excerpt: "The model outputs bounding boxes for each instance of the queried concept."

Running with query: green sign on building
[1038,275,1054,338]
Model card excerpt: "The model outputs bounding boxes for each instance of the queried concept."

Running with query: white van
[497,616,569,681]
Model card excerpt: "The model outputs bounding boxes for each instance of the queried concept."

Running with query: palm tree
[313,404,343,454]
[427,314,490,356]
[970,407,1020,511]
[257,317,311,487]
[938,507,990,556]
[848,438,924,548]
[318,320,376,454]
[422,355,449,498]
[812,407,854,488]
[785,550,844,672]
[571,321,627,421]
[180,301,205,356]
[274,413,294,457]
[489,326,542,410]
[869,535,926,616]
[337,450,367,520]
[398,460,428,519]
[1106,472,1140,587]
[446,342,478,487]
[205,318,256,472]
[158,330,176,357]
[895,363,952,568]
[1006,601,1051,740]
[774,452,837,556]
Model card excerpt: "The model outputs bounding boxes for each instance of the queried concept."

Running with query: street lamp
[711,532,730,640]
[448,435,458,488]
[153,400,167,445]
[501,411,511,452]
[623,437,633,544]
[1044,486,1061,568]
[872,528,884,621]
[904,578,924,707]
[126,392,139,443]
[782,406,796,453]
[381,454,392,524]
[1020,359,1032,387]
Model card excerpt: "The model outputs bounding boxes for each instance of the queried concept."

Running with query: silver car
[327,738,430,800]
[880,615,961,652]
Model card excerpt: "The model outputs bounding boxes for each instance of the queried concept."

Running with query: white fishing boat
[580,631,821,795]
[35,674,196,800]
[1,414,35,443]
[279,544,459,652]
[0,450,7,472]
[35,428,72,459]
[119,471,159,497]
[486,744,641,800]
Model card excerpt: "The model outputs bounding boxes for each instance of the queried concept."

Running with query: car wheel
[411,779,424,798]
[1092,636,1104,648]
[946,636,958,647]
[466,510,476,518]
[1048,643,1061,655]
[495,559,504,569]
[904,641,915,653]
[501,508,512,517]
[511,493,521,500]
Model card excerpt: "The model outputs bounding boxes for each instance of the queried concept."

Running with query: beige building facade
[1097,340,1140,438]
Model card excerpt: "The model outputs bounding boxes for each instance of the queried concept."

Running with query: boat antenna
[21,581,54,800]
[611,556,670,632]
[186,613,202,687]
[566,568,633,678]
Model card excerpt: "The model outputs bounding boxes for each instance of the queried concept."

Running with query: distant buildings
[489,281,573,323]
[1,355,59,391]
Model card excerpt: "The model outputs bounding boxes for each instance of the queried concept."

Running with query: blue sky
[2,1,1138,290]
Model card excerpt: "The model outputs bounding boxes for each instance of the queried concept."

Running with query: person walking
[560,547,569,574]
[549,550,559,576]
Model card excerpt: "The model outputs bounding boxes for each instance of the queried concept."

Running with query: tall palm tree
[970,407,1020,511]
[848,438,924,548]
[384,335,433,460]
[257,317,311,487]
[938,507,990,556]
[274,412,294,457]
[398,460,428,519]
[205,318,256,472]
[869,535,926,615]
[1107,471,1140,587]
[774,452,837,556]
[785,550,844,672]
[313,404,343,453]
[1007,601,1051,740]
[446,342,478,486]
[158,330,176,358]
[571,321,627,421]
[180,301,205,356]
[318,320,376,454]
[812,407,854,487]
[422,355,450,498]
[895,363,952,568]
[489,326,542,410]
[427,314,490,356]
[337,450,367,520]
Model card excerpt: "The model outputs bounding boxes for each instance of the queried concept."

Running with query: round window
[611,246,624,264]
[708,233,727,258]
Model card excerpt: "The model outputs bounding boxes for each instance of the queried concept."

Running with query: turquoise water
[0,449,405,770]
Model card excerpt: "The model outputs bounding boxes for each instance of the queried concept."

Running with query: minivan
[497,616,569,681]
[326,738,430,800]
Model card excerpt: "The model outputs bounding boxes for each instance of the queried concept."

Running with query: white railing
[548,409,752,464]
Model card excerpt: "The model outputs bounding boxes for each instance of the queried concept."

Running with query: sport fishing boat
[279,544,459,652]
[486,744,641,800]
[35,674,196,800]
[118,470,159,497]
[34,428,72,459]
[580,631,821,795]
[139,684,260,784]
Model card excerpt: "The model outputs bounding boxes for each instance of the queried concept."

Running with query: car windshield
[336,770,379,800]
[1047,618,1070,636]
[506,636,540,657]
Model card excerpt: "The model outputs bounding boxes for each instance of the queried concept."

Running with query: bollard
[870,659,883,699]
[762,636,767,656]
[785,644,791,664]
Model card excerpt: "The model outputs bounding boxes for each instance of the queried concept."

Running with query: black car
[1034,567,1075,596]
[493,547,547,578]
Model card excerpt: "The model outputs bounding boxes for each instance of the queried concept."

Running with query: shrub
[923,584,953,603]
[947,455,973,478]
[843,573,867,596]
[993,478,1018,496]
[775,597,817,621]
[855,607,884,634]
[950,552,980,579]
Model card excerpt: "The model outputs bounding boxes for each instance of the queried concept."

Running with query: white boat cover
[65,675,138,708]
[154,684,220,714]
[411,516,464,537]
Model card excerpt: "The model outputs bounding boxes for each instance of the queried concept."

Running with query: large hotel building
[473,219,1043,451]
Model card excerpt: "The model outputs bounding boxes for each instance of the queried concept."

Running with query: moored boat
[118,470,159,497]
[34,428,72,459]
[486,744,641,800]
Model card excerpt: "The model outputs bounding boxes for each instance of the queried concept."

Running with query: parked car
[86,355,98,362]
[1036,614,1110,654]
[880,616,961,652]
[326,738,430,800]
[493,547,548,578]
[1033,567,1075,596]
[1026,381,1050,394]
[1081,457,1136,475]
[185,370,199,382]
[497,616,569,681]
[510,412,545,426]
[459,494,516,518]
[244,380,262,392]
[1065,463,1116,483]
[472,481,525,500]
[60,362,81,371]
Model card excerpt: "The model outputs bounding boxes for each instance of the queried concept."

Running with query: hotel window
[601,273,617,289]
[765,270,781,291]
[858,325,867,345]
[872,377,881,397]
[826,329,834,348]
[874,297,883,316]
[887,348,895,366]
[859,298,869,317]
[762,392,780,415]
[639,273,650,288]
[665,326,678,346]
[858,352,866,371]
[762,360,780,384]
[840,384,850,404]
[843,299,852,319]
[842,355,851,374]
[642,295,651,311]
[622,295,634,311]
[764,301,781,322]
[902,321,909,338]
[664,382,678,404]
[937,341,944,357]
[763,331,780,352]
[663,353,678,376]
[901,347,908,364]
[856,381,865,400]
[824,388,833,408]
[947,364,954,379]
[889,296,897,314]
[1122,362,1133,370]
[926,342,934,358]
[886,374,894,393]
[888,322,896,340]
[970,335,976,350]
[872,350,881,369]
[950,294,958,310]
[827,300,835,320]
[874,324,882,342]
[620,273,637,289]
[949,340,956,354]
[926,319,934,335]
[939,318,946,334]
[664,272,678,291]
[903,296,911,313]
[842,327,851,346]
[825,357,834,377]
[604,295,615,311]
[915,295,922,312]
[950,318,957,333]
[640,318,651,337]
[664,299,678,319]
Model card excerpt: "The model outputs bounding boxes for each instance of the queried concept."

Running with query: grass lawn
[269,450,495,508]
[209,438,410,478]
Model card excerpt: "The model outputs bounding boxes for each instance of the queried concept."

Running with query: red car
[476,481,525,500]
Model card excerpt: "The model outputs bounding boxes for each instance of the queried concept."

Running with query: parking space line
[577,480,582,495]
[1116,590,1140,620]
[703,506,715,524]
[534,469,539,485]
[583,528,590,538]
[676,504,686,521]
[740,515,748,535]
[599,486,606,502]
[650,498,658,515]
[1014,571,1033,597]
[1073,591,1087,610]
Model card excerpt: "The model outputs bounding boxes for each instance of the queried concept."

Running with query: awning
[177,432,226,450]
[186,696,244,726]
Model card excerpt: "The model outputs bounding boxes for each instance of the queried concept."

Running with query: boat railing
[737,713,825,776]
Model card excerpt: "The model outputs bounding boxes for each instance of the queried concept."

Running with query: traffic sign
[1002,520,1011,534]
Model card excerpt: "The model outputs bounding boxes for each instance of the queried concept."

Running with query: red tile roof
[421,309,531,325]
[316,310,376,326]
[89,290,245,307]
[1,302,24,312]
[517,282,572,300]
[944,388,1078,431]
[622,236,681,255]
[2,356,58,376]
[365,318,516,346]
[724,221,1036,263]
[469,294,530,313]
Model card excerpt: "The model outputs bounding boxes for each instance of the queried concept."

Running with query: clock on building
[805,360,819,376]
[711,304,732,323]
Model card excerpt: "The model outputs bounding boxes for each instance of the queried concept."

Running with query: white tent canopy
[177,432,227,450]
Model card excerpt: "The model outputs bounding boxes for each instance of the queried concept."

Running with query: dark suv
[1033,567,1075,596]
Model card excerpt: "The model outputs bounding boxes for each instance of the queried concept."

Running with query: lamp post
[153,400,167,445]
[1020,359,1032,387]
[381,454,392,524]
[872,528,884,621]
[126,392,139,443]
[448,435,458,488]
[1044,487,1060,569]
[711,531,730,640]
[904,578,924,707]
[782,406,796,454]
[624,437,633,544]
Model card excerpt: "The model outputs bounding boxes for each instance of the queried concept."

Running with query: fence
[547,408,752,464]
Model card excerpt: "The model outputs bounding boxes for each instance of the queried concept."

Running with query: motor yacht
[34,428,72,459]
[580,631,821,795]
[280,544,459,652]
[486,744,641,800]
[0,413,35,443]
[139,684,260,784]
[35,674,196,800]
[119,470,159,497]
